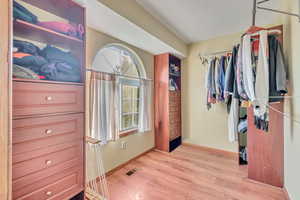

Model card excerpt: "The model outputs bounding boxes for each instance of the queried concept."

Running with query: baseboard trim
[283,187,291,200]
[182,143,238,160]
[105,147,155,177]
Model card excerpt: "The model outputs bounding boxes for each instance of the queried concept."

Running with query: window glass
[120,84,140,131]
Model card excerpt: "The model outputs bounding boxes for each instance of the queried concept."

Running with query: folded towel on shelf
[13,0,38,24]
[13,53,48,73]
[40,45,80,68]
[14,39,41,56]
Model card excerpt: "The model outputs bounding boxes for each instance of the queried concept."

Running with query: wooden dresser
[11,0,85,199]
[155,53,182,152]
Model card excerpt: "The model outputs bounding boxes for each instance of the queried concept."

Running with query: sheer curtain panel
[90,72,120,144]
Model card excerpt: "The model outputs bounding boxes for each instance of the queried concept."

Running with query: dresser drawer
[13,166,83,200]
[13,81,84,118]
[13,143,83,180]
[13,114,84,155]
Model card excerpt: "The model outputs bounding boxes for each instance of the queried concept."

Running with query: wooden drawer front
[13,143,83,180]
[13,167,83,200]
[13,82,84,117]
[13,114,83,155]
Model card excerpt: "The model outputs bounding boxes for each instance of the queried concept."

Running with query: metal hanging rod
[253,0,300,26]
[199,50,232,58]
[257,6,300,19]
[257,0,271,5]
[86,68,153,81]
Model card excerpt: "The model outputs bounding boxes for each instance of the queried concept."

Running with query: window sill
[120,129,138,138]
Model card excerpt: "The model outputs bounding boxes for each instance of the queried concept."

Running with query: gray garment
[206,58,217,110]
[268,35,288,102]
[275,39,288,93]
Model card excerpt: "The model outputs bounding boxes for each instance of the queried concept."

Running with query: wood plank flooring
[106,145,287,200]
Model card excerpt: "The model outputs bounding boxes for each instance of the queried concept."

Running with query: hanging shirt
[253,30,269,119]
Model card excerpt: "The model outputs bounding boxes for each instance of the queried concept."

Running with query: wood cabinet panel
[12,143,83,180]
[13,82,84,118]
[12,114,83,155]
[155,54,182,152]
[154,53,170,152]
[13,166,83,200]
[248,103,284,187]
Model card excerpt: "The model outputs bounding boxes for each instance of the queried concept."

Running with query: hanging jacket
[14,39,41,56]
[40,45,80,68]
[253,30,269,119]
[217,56,226,102]
[206,58,216,110]
[224,45,239,99]
[268,35,288,102]
[13,1,38,24]
[236,40,248,100]
[242,34,256,102]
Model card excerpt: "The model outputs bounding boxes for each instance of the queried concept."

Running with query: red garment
[38,21,78,37]
[13,52,32,58]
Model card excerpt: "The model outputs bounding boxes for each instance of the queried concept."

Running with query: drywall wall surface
[96,0,188,56]
[182,33,242,152]
[283,0,300,199]
[86,28,155,173]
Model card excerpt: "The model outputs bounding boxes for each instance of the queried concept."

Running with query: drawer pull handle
[46,191,52,196]
[45,160,52,166]
[45,129,53,135]
[46,96,53,101]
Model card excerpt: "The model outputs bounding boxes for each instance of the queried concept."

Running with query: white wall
[86,28,155,173]
[283,0,300,199]
[182,33,241,152]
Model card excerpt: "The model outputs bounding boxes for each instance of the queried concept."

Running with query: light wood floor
[107,145,287,200]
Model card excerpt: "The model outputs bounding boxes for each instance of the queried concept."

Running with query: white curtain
[138,79,152,133]
[90,72,120,144]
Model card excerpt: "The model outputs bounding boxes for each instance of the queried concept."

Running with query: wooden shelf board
[13,19,83,49]
[21,0,84,24]
[13,78,84,86]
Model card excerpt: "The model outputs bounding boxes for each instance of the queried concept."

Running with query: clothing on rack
[238,119,248,134]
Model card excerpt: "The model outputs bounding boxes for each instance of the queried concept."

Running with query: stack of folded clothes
[13,1,38,24]
[38,22,85,40]
[13,40,81,82]
[13,1,85,40]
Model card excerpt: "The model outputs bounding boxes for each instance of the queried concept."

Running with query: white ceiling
[136,0,280,43]
[86,0,186,58]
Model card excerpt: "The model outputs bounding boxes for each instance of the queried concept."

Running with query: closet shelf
[21,0,84,24]
[13,78,84,86]
[13,19,83,49]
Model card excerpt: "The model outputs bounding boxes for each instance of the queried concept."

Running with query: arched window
[92,44,147,132]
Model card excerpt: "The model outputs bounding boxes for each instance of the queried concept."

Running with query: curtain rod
[86,68,153,81]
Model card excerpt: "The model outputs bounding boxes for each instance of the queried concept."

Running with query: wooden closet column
[0,1,12,200]
[11,0,86,199]
[247,25,284,188]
